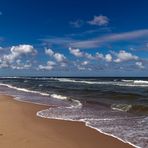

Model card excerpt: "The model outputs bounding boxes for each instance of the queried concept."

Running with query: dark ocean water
[0,77,148,148]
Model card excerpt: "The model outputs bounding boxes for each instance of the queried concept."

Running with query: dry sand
[0,94,133,148]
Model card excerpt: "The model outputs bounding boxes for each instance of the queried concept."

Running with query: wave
[134,80,148,84]
[1,77,148,88]
[0,83,49,96]
[111,104,148,114]
[121,80,134,82]
[0,77,51,80]
[52,78,148,87]
[50,94,68,100]
[0,83,82,109]
[0,76,21,79]
[51,78,113,85]
[67,99,82,108]
[111,104,132,112]
[130,105,148,114]
[50,93,82,108]
[51,78,98,84]
[122,80,148,84]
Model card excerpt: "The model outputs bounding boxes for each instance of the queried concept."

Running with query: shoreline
[0,94,134,148]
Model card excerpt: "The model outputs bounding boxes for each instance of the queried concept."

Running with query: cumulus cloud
[11,45,36,54]
[135,62,145,69]
[38,61,56,71]
[105,54,112,62]
[53,53,66,62]
[69,47,112,62]
[0,44,37,69]
[69,47,95,60]
[11,63,32,70]
[43,48,68,70]
[45,48,54,56]
[88,15,109,26]
[69,47,83,57]
[45,48,67,62]
[3,44,36,63]
[114,50,138,63]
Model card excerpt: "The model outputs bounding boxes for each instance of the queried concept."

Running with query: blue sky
[0,0,148,76]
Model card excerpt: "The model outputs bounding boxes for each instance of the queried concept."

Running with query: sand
[0,94,133,148]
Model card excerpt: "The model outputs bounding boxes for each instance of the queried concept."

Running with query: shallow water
[0,77,148,148]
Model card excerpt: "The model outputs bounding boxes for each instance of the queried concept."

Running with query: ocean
[0,77,148,148]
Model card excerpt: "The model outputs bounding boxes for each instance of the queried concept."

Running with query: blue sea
[0,77,148,148]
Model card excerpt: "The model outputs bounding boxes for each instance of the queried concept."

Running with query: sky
[0,0,148,77]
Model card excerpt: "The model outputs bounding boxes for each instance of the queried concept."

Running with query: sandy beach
[0,94,133,148]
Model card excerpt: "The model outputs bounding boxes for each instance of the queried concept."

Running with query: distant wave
[0,77,51,80]
[51,78,98,84]
[51,78,148,87]
[134,80,148,84]
[51,78,113,84]
[122,80,148,84]
[0,76,21,79]
[121,80,134,82]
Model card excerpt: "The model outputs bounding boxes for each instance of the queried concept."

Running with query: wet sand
[0,94,133,148]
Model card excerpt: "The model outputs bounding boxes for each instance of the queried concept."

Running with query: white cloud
[11,45,36,55]
[114,50,138,63]
[69,47,112,62]
[53,53,66,62]
[105,54,112,62]
[44,48,68,69]
[69,47,83,57]
[45,48,54,56]
[85,53,95,60]
[45,48,67,64]
[88,15,109,26]
[5,44,36,63]
[69,47,95,60]
[38,61,56,71]
[135,62,145,69]
[81,61,89,65]
[12,63,32,70]
[95,52,104,60]
[0,44,37,69]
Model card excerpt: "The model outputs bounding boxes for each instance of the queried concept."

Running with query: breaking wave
[0,83,49,96]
